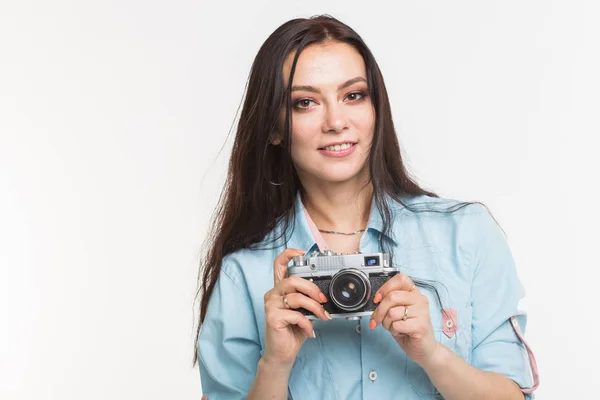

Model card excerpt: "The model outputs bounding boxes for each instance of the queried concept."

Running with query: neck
[300,179,374,233]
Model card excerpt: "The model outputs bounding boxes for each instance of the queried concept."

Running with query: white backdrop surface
[1,1,598,399]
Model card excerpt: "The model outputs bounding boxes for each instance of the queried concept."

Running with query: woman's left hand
[369,273,440,367]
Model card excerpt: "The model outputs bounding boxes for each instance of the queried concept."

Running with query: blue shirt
[197,193,536,399]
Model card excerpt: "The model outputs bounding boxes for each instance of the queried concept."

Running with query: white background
[1,1,598,399]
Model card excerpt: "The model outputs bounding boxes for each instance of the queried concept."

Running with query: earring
[269,171,284,186]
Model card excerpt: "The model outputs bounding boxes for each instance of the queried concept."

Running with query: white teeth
[324,143,353,151]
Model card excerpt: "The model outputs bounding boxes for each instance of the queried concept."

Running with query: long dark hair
[192,14,482,365]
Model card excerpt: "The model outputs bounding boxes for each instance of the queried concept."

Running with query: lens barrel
[329,268,371,311]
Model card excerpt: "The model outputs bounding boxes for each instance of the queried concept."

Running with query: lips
[318,142,357,158]
[319,141,356,151]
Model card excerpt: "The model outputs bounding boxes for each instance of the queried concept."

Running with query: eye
[293,98,316,110]
[346,91,367,102]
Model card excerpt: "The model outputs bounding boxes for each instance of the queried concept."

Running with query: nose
[322,102,348,134]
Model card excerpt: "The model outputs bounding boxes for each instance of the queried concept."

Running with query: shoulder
[389,194,487,216]
[387,194,501,253]
[386,194,491,228]
[391,194,495,226]
[218,212,300,295]
[219,247,274,288]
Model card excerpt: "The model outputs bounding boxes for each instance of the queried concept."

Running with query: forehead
[282,41,366,87]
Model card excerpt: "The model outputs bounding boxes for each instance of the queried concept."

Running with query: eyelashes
[292,91,369,110]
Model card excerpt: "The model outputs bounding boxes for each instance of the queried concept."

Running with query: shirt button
[355,324,361,334]
[369,370,377,382]
[446,319,454,328]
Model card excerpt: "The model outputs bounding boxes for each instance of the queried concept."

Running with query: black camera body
[288,250,398,320]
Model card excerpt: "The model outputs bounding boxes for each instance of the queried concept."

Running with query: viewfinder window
[364,256,379,267]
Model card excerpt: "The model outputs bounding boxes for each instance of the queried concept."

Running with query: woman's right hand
[262,248,332,368]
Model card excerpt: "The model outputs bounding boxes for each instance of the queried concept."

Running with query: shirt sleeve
[468,207,536,399]
[197,255,262,399]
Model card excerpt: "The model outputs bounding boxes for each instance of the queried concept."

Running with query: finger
[272,292,331,321]
[277,275,328,305]
[382,305,408,330]
[373,274,417,304]
[382,304,423,331]
[270,309,316,338]
[273,248,306,286]
[388,318,420,337]
[370,290,418,329]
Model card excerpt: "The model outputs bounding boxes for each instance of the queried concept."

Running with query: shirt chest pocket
[400,246,474,397]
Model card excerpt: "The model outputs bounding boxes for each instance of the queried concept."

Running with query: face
[275,41,375,186]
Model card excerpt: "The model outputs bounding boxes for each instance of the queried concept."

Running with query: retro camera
[288,250,398,320]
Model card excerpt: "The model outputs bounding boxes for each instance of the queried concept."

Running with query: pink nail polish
[373,293,382,304]
[369,319,377,330]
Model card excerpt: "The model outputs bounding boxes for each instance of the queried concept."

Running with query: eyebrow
[291,76,367,93]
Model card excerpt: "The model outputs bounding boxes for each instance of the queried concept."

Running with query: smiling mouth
[319,142,355,151]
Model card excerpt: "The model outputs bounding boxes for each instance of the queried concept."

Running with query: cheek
[290,127,316,155]
[358,108,376,135]
[290,113,321,147]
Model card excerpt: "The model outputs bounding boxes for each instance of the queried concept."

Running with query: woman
[194,14,538,400]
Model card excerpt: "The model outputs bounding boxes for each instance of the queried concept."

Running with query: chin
[296,160,370,185]
[316,168,368,184]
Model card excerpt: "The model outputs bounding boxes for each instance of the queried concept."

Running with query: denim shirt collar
[284,191,400,253]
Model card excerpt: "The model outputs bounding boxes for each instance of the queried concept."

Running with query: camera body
[288,250,398,320]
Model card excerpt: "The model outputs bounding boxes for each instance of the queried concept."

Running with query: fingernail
[373,293,382,304]
[319,293,328,303]
[312,329,316,338]
[369,319,377,330]
[324,310,332,320]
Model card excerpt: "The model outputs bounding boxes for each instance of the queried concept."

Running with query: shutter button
[369,370,377,382]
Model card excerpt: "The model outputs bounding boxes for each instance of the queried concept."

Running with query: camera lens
[329,269,371,311]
